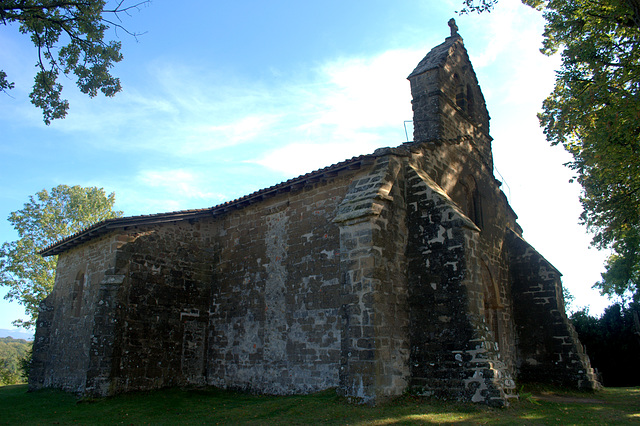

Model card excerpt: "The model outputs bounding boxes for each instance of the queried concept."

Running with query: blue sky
[0,0,612,333]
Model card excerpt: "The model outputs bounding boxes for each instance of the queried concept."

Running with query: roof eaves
[40,152,379,257]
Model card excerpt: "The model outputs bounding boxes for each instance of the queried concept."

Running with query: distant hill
[0,329,33,341]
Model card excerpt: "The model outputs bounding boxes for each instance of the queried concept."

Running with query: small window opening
[471,185,483,229]
[466,84,475,117]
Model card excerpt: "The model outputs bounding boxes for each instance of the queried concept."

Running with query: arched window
[71,271,85,316]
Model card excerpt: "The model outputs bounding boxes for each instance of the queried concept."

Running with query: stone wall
[30,145,599,403]
[507,231,599,390]
[335,151,411,403]
[103,222,215,394]
[30,232,121,394]
[404,162,511,406]
[206,170,356,395]
[90,169,368,396]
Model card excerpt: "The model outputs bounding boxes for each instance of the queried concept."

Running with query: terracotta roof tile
[40,152,381,256]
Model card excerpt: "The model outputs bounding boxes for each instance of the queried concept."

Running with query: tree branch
[626,0,640,29]
[104,0,150,17]
[0,1,91,14]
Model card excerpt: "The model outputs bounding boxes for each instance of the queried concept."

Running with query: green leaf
[0,185,123,328]
[0,0,147,124]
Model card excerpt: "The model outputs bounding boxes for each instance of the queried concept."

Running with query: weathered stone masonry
[30,23,599,406]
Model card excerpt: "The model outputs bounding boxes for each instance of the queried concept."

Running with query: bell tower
[407,19,492,169]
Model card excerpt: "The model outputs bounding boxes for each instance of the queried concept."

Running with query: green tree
[0,185,122,328]
[0,0,148,124]
[571,303,640,386]
[563,285,576,314]
[0,337,32,385]
[462,0,640,302]
[457,0,498,14]
[531,0,640,304]
[19,346,32,382]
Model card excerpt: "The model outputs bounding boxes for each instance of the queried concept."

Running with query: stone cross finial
[448,18,459,37]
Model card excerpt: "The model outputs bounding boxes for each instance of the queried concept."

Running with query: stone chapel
[30,22,599,406]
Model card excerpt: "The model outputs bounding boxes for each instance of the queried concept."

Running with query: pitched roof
[40,152,382,257]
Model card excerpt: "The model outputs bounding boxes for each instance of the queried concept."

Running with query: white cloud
[139,169,222,198]
[188,114,283,153]
[5,44,420,174]
[307,49,417,130]
[39,60,286,156]
[113,168,228,214]
[251,140,378,177]
[249,49,421,176]
[457,1,544,68]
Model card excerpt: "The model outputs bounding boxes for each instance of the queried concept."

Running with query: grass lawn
[0,384,638,425]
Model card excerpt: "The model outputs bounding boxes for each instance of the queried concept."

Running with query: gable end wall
[30,232,122,394]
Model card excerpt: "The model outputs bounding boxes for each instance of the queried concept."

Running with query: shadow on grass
[1,384,639,425]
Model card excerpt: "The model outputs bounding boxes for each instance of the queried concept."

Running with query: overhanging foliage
[0,0,148,124]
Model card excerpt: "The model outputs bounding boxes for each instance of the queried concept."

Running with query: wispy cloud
[249,49,421,175]
[307,49,417,129]
[188,114,283,153]
[39,47,423,179]
[251,140,377,177]
[111,168,228,215]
